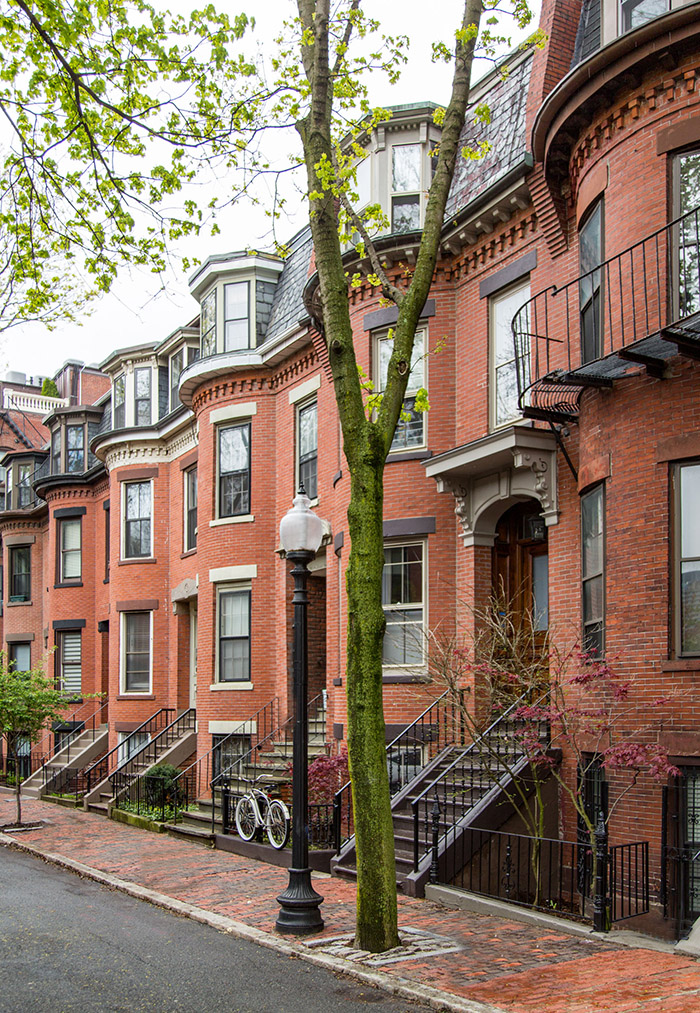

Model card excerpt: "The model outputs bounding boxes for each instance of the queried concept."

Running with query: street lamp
[276,487,325,934]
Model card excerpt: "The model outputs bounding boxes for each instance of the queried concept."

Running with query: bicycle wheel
[235,795,257,841]
[266,799,290,850]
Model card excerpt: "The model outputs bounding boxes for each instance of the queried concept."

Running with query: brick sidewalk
[2,795,700,1012]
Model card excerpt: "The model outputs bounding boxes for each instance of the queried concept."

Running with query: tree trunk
[13,749,22,825]
[345,460,400,951]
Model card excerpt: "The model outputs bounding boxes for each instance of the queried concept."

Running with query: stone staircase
[22,724,109,799]
[84,709,197,816]
[165,700,328,846]
[332,698,549,897]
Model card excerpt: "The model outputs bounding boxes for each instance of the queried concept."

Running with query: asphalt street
[0,848,429,1013]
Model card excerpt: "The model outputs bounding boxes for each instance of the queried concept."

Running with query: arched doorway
[492,501,548,634]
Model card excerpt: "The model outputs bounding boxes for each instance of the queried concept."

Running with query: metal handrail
[110,708,197,801]
[30,699,109,780]
[410,691,548,871]
[170,697,279,824]
[332,689,464,852]
[80,707,176,792]
[512,204,700,414]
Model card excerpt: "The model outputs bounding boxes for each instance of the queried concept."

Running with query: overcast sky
[2,0,539,382]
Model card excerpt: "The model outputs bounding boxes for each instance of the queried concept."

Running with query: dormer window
[170,348,184,412]
[134,367,151,427]
[114,374,126,428]
[620,0,668,32]
[201,289,216,357]
[51,430,61,473]
[17,463,32,508]
[66,425,85,472]
[224,282,250,351]
[392,143,422,233]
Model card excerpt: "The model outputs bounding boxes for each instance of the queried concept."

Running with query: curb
[0,831,507,1013]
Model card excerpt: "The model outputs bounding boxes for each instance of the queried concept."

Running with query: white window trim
[183,465,197,553]
[216,419,252,520]
[59,517,82,582]
[210,401,257,424]
[296,397,319,504]
[489,277,530,432]
[288,375,321,405]
[389,141,425,233]
[120,479,154,561]
[375,327,428,454]
[209,514,255,528]
[200,275,258,358]
[215,582,253,686]
[119,611,153,695]
[381,539,428,674]
[170,347,185,413]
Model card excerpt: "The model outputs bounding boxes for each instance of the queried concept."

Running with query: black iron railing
[44,706,176,798]
[512,204,700,421]
[410,692,546,872]
[28,699,108,782]
[609,840,650,923]
[109,709,196,803]
[218,789,335,850]
[112,771,182,822]
[332,690,465,852]
[210,693,326,832]
[170,697,279,825]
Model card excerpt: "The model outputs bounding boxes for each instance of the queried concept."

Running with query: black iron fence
[218,785,335,850]
[428,814,649,930]
[112,771,183,822]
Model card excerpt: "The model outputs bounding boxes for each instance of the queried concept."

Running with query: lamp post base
[276,867,325,934]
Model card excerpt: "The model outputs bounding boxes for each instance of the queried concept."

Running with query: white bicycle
[234,783,290,850]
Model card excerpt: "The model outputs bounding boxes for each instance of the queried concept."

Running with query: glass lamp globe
[279,488,325,554]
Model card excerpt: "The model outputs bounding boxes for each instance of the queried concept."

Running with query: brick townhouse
[1,0,700,940]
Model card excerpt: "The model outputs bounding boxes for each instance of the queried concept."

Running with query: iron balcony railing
[512,204,700,422]
[332,689,465,852]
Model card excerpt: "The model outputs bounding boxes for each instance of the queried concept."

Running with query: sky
[1,0,540,382]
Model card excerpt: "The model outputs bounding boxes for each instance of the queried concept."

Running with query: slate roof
[265,227,314,341]
[445,51,533,221]
[572,0,601,67]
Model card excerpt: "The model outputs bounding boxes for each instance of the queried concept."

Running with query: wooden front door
[492,502,549,633]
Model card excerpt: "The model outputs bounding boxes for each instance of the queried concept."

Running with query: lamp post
[276,487,325,934]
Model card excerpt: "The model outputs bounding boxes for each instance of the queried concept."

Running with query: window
[59,518,81,582]
[224,281,250,351]
[490,279,530,428]
[201,289,216,357]
[121,611,152,693]
[620,0,668,33]
[212,733,250,780]
[298,401,318,500]
[134,367,151,427]
[9,546,30,601]
[579,201,604,364]
[581,485,605,657]
[104,502,110,582]
[170,348,184,412]
[676,462,700,656]
[218,423,250,517]
[17,463,32,508]
[57,631,82,696]
[123,481,152,558]
[118,730,150,764]
[391,143,421,233]
[66,425,84,472]
[675,150,700,318]
[377,329,426,451]
[113,374,126,428]
[9,642,30,671]
[4,466,11,510]
[382,543,424,666]
[185,466,197,551]
[218,588,251,682]
[51,430,61,474]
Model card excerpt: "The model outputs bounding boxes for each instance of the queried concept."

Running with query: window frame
[170,347,185,412]
[579,199,605,365]
[17,462,33,508]
[217,421,251,519]
[113,374,126,429]
[120,611,153,695]
[381,540,426,671]
[672,148,700,320]
[51,429,61,474]
[121,479,153,560]
[216,585,252,684]
[184,465,198,552]
[9,641,31,672]
[56,630,82,697]
[133,367,152,428]
[66,424,85,473]
[58,517,82,583]
[581,483,606,658]
[200,288,217,357]
[297,399,318,501]
[673,461,700,658]
[390,142,423,235]
[489,277,531,430]
[9,545,30,601]
[375,327,427,453]
[619,0,669,33]
[223,280,251,352]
